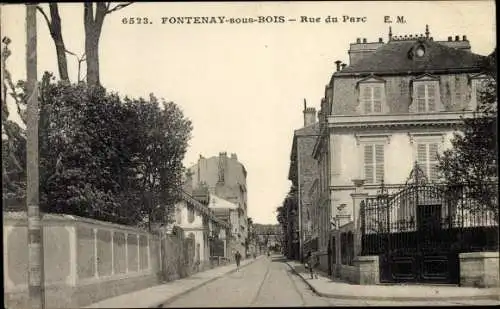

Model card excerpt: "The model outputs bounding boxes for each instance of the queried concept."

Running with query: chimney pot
[463,35,467,41]
[356,38,361,43]
[335,60,341,72]
[378,37,383,43]
[341,63,347,69]
[455,35,459,41]
[362,38,367,43]
[448,36,452,41]
[430,37,433,41]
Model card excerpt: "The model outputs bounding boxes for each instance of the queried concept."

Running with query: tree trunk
[85,33,100,86]
[48,4,69,82]
[84,2,106,86]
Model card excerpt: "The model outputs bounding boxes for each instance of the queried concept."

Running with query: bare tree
[36,4,70,82]
[84,2,133,86]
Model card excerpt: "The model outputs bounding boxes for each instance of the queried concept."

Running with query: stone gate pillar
[351,179,367,257]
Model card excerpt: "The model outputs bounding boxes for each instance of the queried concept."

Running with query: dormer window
[357,76,386,114]
[415,83,436,112]
[411,74,441,113]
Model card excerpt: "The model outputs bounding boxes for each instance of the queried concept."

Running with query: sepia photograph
[1,1,498,308]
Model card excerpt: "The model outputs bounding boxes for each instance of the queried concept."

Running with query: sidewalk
[85,256,263,308]
[285,260,500,302]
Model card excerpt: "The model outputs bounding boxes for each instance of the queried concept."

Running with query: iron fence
[361,182,499,256]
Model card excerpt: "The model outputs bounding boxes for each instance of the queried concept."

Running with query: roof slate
[339,39,487,75]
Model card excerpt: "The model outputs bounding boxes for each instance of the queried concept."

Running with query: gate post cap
[352,179,365,187]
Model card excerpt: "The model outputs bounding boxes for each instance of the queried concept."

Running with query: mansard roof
[338,39,487,75]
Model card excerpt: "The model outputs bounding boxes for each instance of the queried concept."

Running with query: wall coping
[354,255,380,262]
[3,211,151,234]
[350,192,369,198]
[459,251,500,259]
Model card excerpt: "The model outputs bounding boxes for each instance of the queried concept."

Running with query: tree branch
[106,2,134,14]
[36,6,52,32]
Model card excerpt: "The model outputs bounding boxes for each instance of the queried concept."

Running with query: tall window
[360,84,383,114]
[414,82,437,112]
[364,144,384,184]
[417,143,439,182]
[187,205,195,223]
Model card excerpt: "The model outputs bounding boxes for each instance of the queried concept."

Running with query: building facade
[173,190,232,268]
[188,152,249,254]
[313,26,496,284]
[288,101,320,261]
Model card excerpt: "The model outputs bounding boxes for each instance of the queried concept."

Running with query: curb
[285,262,500,302]
[153,256,264,308]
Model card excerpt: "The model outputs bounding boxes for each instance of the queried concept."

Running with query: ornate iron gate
[360,164,498,284]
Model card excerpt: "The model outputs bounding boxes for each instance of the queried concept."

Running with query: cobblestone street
[163,255,500,307]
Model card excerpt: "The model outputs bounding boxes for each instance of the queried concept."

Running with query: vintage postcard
[1,1,498,308]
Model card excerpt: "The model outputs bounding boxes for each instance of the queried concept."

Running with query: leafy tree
[2,37,27,207]
[437,49,498,221]
[4,69,192,226]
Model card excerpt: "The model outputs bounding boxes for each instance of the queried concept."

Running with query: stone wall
[3,212,197,309]
[459,252,500,288]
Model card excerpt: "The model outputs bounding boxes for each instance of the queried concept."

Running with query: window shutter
[427,84,436,111]
[373,86,382,113]
[429,143,439,181]
[416,84,426,112]
[364,145,374,183]
[362,87,372,113]
[417,143,427,175]
[375,144,384,183]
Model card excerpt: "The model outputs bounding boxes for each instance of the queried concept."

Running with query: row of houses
[285,25,498,287]
[173,152,251,263]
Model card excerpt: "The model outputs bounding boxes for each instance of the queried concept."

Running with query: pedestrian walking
[305,251,318,279]
[235,250,242,271]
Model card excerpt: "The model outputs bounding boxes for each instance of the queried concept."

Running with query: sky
[1,1,496,224]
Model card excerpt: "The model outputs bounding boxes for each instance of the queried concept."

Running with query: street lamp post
[26,4,45,309]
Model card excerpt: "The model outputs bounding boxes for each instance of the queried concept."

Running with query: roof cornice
[327,111,474,129]
[333,67,484,77]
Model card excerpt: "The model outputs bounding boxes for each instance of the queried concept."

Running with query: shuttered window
[417,143,439,182]
[361,84,383,114]
[415,82,437,112]
[364,144,384,184]
[470,79,485,110]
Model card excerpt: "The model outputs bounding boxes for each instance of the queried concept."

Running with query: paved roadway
[164,255,499,307]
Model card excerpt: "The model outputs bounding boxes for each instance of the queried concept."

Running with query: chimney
[448,36,452,41]
[341,63,347,70]
[463,35,467,41]
[303,99,317,127]
[231,153,237,160]
[378,37,383,43]
[218,152,227,184]
[334,60,342,72]
[455,35,459,41]
[348,36,384,65]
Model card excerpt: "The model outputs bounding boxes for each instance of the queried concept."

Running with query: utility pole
[26,4,45,309]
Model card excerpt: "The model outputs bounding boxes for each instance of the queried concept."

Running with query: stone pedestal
[459,251,500,288]
[353,255,380,285]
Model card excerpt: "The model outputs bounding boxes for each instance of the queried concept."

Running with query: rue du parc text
[121,15,406,25]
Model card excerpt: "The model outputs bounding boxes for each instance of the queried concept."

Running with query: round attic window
[415,46,425,57]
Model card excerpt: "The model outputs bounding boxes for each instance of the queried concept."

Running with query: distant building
[288,101,320,260]
[188,153,249,254]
